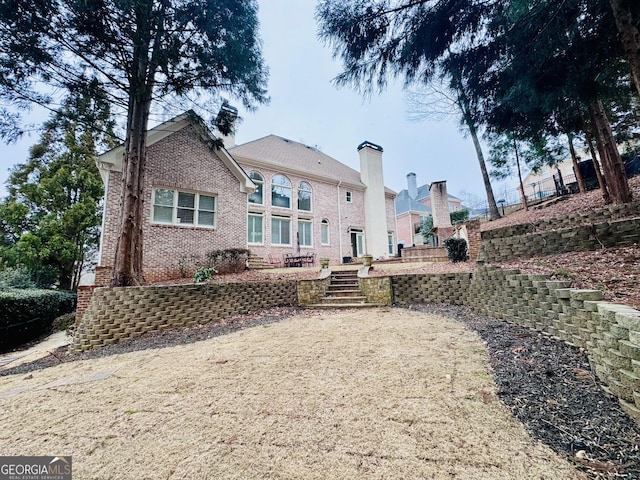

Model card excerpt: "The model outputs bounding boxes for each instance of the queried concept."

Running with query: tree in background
[316,0,503,220]
[0,90,115,290]
[0,0,269,286]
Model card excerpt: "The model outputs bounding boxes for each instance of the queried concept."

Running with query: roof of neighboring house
[394,190,432,215]
[394,185,462,215]
[230,134,396,195]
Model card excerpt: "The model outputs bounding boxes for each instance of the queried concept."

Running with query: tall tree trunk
[567,133,586,194]
[513,139,528,211]
[585,128,610,203]
[467,121,501,220]
[610,0,640,98]
[589,100,632,204]
[111,98,151,287]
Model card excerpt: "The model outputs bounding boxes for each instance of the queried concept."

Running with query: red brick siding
[99,126,248,282]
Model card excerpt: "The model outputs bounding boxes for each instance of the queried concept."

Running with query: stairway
[247,254,274,270]
[309,270,383,309]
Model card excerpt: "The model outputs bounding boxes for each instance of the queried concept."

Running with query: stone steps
[309,270,383,309]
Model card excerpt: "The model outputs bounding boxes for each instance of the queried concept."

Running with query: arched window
[248,171,263,204]
[271,174,291,208]
[298,182,312,211]
[321,219,330,245]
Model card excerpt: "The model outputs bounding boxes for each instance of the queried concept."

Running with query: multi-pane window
[271,174,291,208]
[248,212,263,244]
[248,171,263,204]
[346,191,352,202]
[321,219,330,245]
[152,188,216,227]
[388,233,395,255]
[298,182,312,211]
[298,219,313,247]
[271,216,291,245]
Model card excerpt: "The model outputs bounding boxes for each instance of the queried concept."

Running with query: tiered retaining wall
[72,263,640,422]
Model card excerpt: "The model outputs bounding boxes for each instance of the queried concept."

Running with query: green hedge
[0,289,76,352]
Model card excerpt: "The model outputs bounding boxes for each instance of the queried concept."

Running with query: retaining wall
[71,280,296,353]
[479,217,640,262]
[72,262,640,422]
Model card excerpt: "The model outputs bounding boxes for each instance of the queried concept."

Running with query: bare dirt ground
[0,308,584,480]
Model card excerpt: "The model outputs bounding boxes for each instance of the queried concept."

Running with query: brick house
[94,112,396,283]
[395,173,463,246]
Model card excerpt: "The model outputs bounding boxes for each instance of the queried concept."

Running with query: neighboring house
[95,111,396,283]
[394,173,463,246]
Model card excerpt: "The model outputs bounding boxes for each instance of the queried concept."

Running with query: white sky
[0,0,515,204]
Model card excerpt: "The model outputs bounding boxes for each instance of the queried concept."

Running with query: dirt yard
[0,309,583,479]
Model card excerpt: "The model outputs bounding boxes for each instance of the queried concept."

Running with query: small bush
[53,312,76,333]
[450,209,470,224]
[0,266,36,289]
[443,237,469,262]
[193,267,216,283]
[205,248,249,274]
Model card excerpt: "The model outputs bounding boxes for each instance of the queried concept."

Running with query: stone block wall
[479,217,640,263]
[298,276,331,306]
[464,264,640,421]
[481,200,640,241]
[359,277,392,305]
[71,280,296,352]
[401,245,449,263]
[391,273,472,305]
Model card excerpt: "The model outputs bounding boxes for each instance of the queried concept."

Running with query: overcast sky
[0,0,515,204]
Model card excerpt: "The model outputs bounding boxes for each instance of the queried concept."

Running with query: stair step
[322,296,368,304]
[306,303,386,309]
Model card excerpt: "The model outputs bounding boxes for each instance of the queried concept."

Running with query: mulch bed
[3,304,640,478]
[411,304,640,479]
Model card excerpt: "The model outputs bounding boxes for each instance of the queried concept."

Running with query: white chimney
[407,172,418,199]
[358,140,389,259]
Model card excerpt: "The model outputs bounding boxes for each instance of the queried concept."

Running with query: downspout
[337,181,343,261]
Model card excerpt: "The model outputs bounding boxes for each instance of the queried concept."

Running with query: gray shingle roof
[229,135,366,188]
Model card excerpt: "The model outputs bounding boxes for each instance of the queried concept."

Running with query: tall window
[271,174,291,208]
[321,219,330,245]
[388,233,394,255]
[271,216,291,245]
[298,182,312,211]
[153,188,216,227]
[248,212,263,244]
[248,172,263,204]
[298,219,313,247]
[346,191,352,203]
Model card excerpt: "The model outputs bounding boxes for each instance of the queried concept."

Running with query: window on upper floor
[152,188,216,227]
[298,181,312,211]
[248,171,264,204]
[346,191,352,203]
[272,174,291,208]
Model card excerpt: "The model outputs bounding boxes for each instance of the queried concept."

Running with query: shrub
[193,267,216,283]
[0,266,36,289]
[450,209,470,224]
[205,248,249,274]
[0,289,76,352]
[53,312,76,334]
[443,237,469,262]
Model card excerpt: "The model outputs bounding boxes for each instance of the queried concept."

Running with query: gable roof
[231,135,377,191]
[95,111,255,193]
[395,185,462,215]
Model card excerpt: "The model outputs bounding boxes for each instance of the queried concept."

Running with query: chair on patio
[301,252,315,267]
[268,254,281,267]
